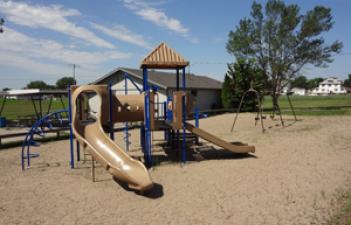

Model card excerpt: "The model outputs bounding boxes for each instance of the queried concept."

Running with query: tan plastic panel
[71,85,153,191]
[172,91,183,130]
[185,122,255,154]
[112,94,145,123]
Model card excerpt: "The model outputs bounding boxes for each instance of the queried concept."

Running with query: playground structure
[21,43,255,192]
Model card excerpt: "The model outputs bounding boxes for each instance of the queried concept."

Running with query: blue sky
[0,0,350,89]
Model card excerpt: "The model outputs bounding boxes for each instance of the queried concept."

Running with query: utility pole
[72,64,79,85]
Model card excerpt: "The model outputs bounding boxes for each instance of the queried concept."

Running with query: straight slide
[71,85,153,191]
[185,122,255,154]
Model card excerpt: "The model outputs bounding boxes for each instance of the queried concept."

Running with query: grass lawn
[0,98,68,120]
[1,95,351,119]
[262,95,351,116]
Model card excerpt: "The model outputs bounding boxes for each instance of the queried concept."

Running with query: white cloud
[123,0,197,42]
[0,1,114,48]
[135,7,188,34]
[0,28,131,66]
[91,22,152,49]
[0,27,132,82]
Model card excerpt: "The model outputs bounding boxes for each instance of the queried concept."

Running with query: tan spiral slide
[71,85,153,191]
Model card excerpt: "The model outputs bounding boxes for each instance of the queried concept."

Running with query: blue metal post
[124,73,129,151]
[181,67,186,163]
[108,83,114,140]
[176,68,180,152]
[143,67,152,167]
[68,86,74,169]
[163,101,168,141]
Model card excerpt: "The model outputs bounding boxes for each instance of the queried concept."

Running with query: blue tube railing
[21,109,69,170]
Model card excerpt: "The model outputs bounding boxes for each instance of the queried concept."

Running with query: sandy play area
[0,113,351,225]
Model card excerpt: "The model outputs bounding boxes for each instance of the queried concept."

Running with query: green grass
[262,95,351,116]
[328,191,351,225]
[0,98,68,120]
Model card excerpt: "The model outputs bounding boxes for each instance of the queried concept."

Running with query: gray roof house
[91,67,222,112]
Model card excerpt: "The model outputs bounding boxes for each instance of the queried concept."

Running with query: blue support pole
[68,86,74,169]
[163,101,168,141]
[108,83,114,140]
[143,67,152,167]
[181,67,187,163]
[143,67,148,91]
[124,73,129,151]
[176,68,180,154]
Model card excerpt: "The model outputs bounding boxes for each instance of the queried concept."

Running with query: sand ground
[0,113,351,225]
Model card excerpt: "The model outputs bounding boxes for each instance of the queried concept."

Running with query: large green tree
[291,75,308,89]
[221,59,265,111]
[226,0,342,110]
[221,74,233,109]
[56,77,76,89]
[25,81,55,90]
[344,74,351,87]
[307,77,324,90]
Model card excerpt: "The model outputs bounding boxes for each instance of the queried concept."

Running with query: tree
[226,0,342,111]
[291,75,308,89]
[307,77,324,90]
[25,81,55,90]
[344,74,351,87]
[222,59,265,111]
[2,87,10,91]
[56,77,76,90]
[221,74,234,109]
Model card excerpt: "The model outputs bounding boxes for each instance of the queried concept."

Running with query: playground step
[29,140,41,147]
[22,153,40,159]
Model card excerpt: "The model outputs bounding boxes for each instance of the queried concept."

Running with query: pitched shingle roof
[92,67,222,90]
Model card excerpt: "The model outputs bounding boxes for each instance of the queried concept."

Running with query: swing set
[230,84,298,133]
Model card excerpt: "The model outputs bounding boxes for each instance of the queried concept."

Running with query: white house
[89,67,222,116]
[311,77,346,95]
[280,86,306,96]
[290,87,306,96]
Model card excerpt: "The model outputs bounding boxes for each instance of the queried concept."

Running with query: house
[290,87,306,96]
[280,86,306,96]
[311,77,347,95]
[89,67,222,115]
